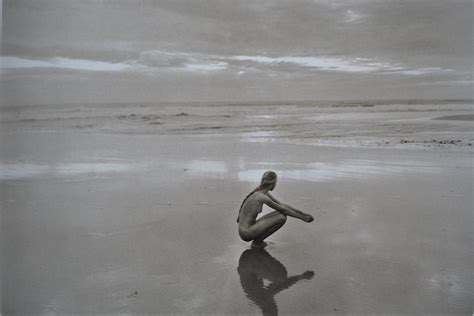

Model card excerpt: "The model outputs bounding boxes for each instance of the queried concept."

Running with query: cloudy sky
[2,0,473,106]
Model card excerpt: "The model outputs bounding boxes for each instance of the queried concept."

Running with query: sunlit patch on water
[249,115,276,119]
[238,160,441,183]
[183,160,228,176]
[239,131,275,140]
[0,162,134,180]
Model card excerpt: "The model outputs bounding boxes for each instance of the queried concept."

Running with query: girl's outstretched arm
[266,193,314,222]
[260,193,313,222]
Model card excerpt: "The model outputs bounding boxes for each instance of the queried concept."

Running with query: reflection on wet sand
[237,248,314,315]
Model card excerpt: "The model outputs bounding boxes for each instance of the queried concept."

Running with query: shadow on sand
[237,247,314,315]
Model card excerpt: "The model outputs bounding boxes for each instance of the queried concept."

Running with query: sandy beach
[1,100,473,314]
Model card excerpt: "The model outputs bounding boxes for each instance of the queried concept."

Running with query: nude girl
[237,171,314,247]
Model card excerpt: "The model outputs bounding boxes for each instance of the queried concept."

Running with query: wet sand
[1,101,473,314]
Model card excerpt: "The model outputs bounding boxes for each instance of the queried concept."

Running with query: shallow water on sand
[2,132,473,314]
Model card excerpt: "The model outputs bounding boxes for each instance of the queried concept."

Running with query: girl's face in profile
[269,180,277,191]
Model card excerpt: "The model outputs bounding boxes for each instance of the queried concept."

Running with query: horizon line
[1,98,473,109]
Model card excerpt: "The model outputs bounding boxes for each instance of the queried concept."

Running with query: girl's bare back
[238,192,265,227]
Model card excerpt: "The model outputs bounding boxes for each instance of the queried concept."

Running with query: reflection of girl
[238,248,314,316]
[237,171,314,248]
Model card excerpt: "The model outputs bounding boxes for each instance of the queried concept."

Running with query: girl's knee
[239,233,253,242]
[276,213,287,225]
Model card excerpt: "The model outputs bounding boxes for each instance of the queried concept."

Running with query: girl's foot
[251,241,268,248]
[303,214,314,223]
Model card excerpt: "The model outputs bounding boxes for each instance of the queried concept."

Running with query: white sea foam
[1,56,131,72]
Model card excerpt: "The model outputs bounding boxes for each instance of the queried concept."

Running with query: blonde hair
[259,171,277,189]
[237,171,277,223]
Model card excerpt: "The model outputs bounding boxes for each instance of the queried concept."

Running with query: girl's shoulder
[251,190,268,200]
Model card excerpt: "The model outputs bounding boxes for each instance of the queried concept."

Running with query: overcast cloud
[1,0,473,105]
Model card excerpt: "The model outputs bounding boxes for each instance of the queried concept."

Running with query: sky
[1,0,473,106]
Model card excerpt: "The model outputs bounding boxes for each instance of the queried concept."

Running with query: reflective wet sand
[2,128,472,314]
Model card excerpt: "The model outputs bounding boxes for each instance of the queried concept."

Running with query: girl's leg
[249,211,287,246]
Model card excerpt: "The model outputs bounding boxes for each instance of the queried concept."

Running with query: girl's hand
[303,214,314,223]
[302,271,315,279]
